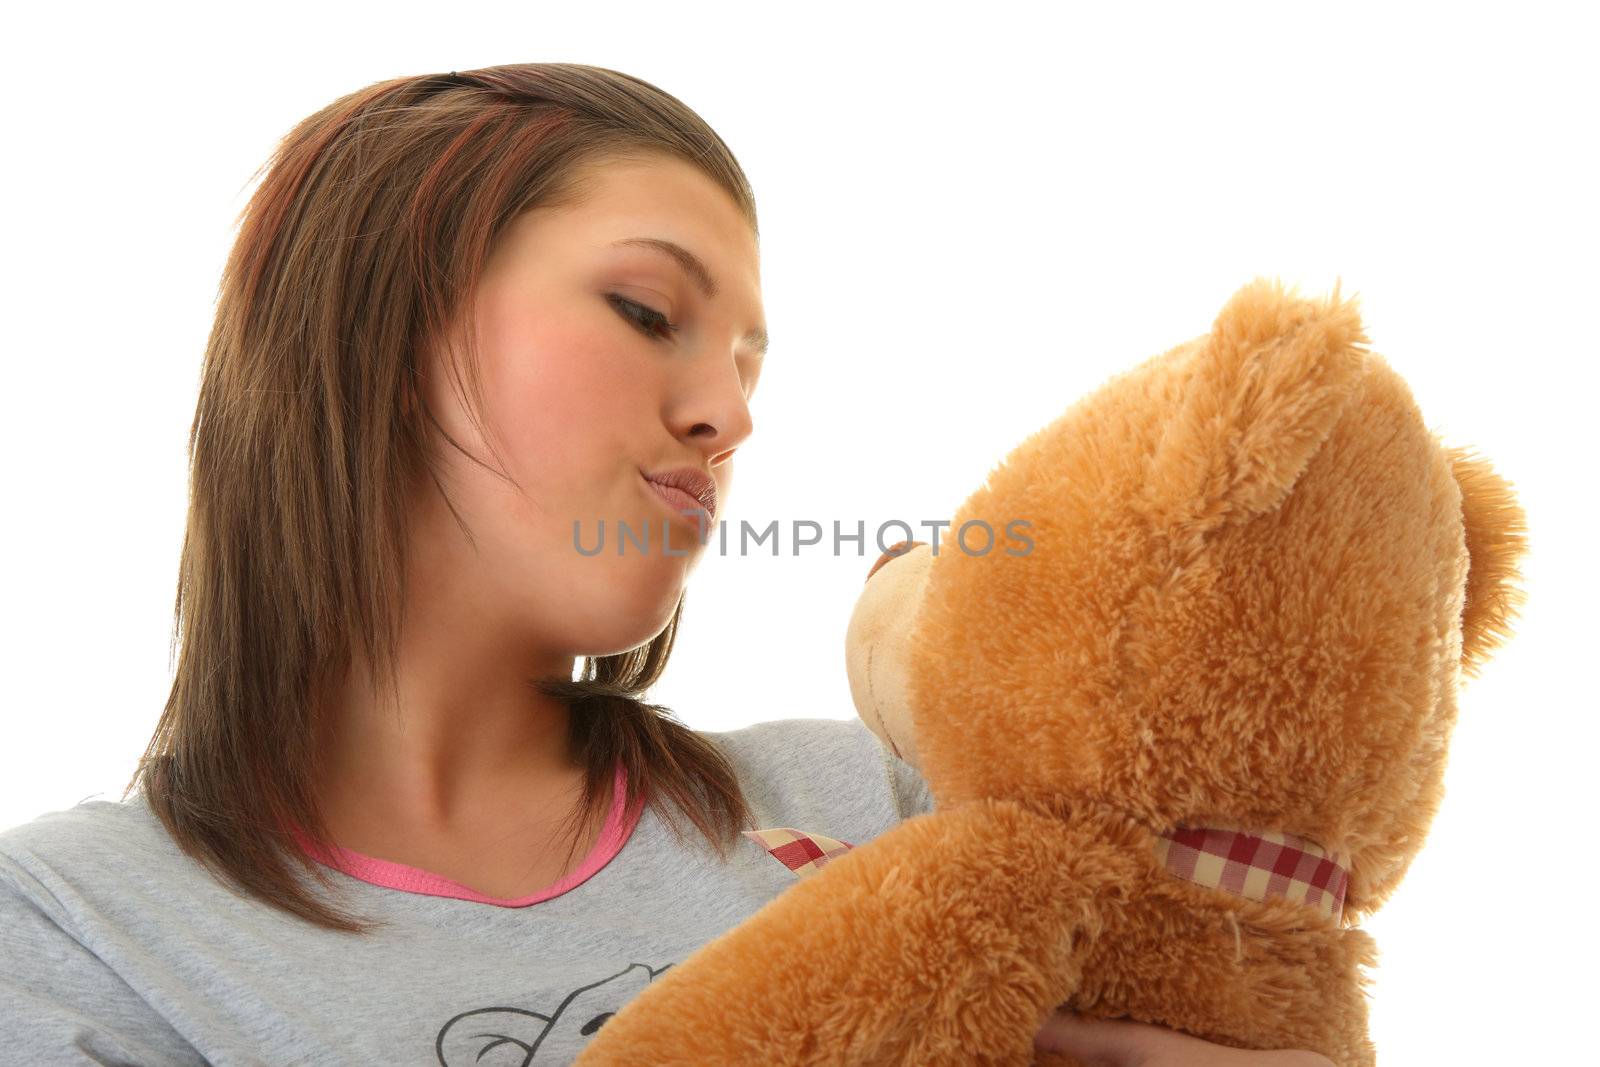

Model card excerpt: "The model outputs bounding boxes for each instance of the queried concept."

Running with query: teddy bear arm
[573,801,1110,1066]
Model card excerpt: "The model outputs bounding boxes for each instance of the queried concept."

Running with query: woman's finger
[1032,1011,1146,1066]
[1034,1010,1335,1067]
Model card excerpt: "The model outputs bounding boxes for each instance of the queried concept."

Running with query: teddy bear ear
[1146,276,1371,526]
[1445,445,1531,681]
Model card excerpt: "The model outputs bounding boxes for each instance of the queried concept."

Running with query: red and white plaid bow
[745,821,1348,924]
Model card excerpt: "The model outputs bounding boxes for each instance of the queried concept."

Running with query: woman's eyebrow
[610,236,769,356]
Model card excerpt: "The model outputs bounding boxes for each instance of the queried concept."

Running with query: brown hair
[126,63,757,934]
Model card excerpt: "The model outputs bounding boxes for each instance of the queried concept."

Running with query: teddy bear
[572,276,1529,1066]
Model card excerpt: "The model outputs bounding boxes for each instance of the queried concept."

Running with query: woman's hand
[1034,1010,1335,1067]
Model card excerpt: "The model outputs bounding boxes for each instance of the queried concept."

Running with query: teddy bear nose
[866,540,927,582]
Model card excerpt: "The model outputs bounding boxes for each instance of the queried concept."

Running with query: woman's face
[413,152,765,660]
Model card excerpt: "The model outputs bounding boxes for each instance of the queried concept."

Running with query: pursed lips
[641,472,715,526]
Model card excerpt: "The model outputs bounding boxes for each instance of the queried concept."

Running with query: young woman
[0,64,1333,1066]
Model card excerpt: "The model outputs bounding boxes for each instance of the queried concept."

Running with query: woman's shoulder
[703,714,872,760]
[1,793,156,862]
[700,716,935,841]
[0,793,185,910]
[702,715,885,792]
[0,796,220,1064]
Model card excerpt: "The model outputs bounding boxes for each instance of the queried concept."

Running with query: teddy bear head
[845,277,1527,924]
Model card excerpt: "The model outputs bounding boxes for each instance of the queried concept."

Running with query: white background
[5,2,1594,1060]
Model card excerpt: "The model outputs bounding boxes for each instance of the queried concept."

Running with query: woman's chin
[646,511,713,556]
[579,568,690,652]
[577,609,681,659]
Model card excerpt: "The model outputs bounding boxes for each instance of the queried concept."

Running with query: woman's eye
[608,294,680,341]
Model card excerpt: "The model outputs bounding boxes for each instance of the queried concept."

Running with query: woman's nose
[678,375,754,457]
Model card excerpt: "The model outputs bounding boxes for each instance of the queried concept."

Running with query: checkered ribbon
[1154,824,1349,923]
[747,822,1348,923]
[742,827,856,877]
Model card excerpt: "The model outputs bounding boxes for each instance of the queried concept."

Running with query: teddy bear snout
[866,540,927,582]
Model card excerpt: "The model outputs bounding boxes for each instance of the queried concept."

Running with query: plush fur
[573,278,1529,1066]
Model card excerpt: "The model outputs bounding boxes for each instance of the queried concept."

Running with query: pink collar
[286,762,637,908]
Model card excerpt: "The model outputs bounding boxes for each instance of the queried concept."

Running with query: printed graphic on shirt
[435,961,673,1063]
[431,828,855,1060]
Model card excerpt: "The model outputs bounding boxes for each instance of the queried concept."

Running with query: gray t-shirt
[0,716,934,1066]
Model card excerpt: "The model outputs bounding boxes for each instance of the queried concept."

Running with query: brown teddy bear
[573,277,1529,1066]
